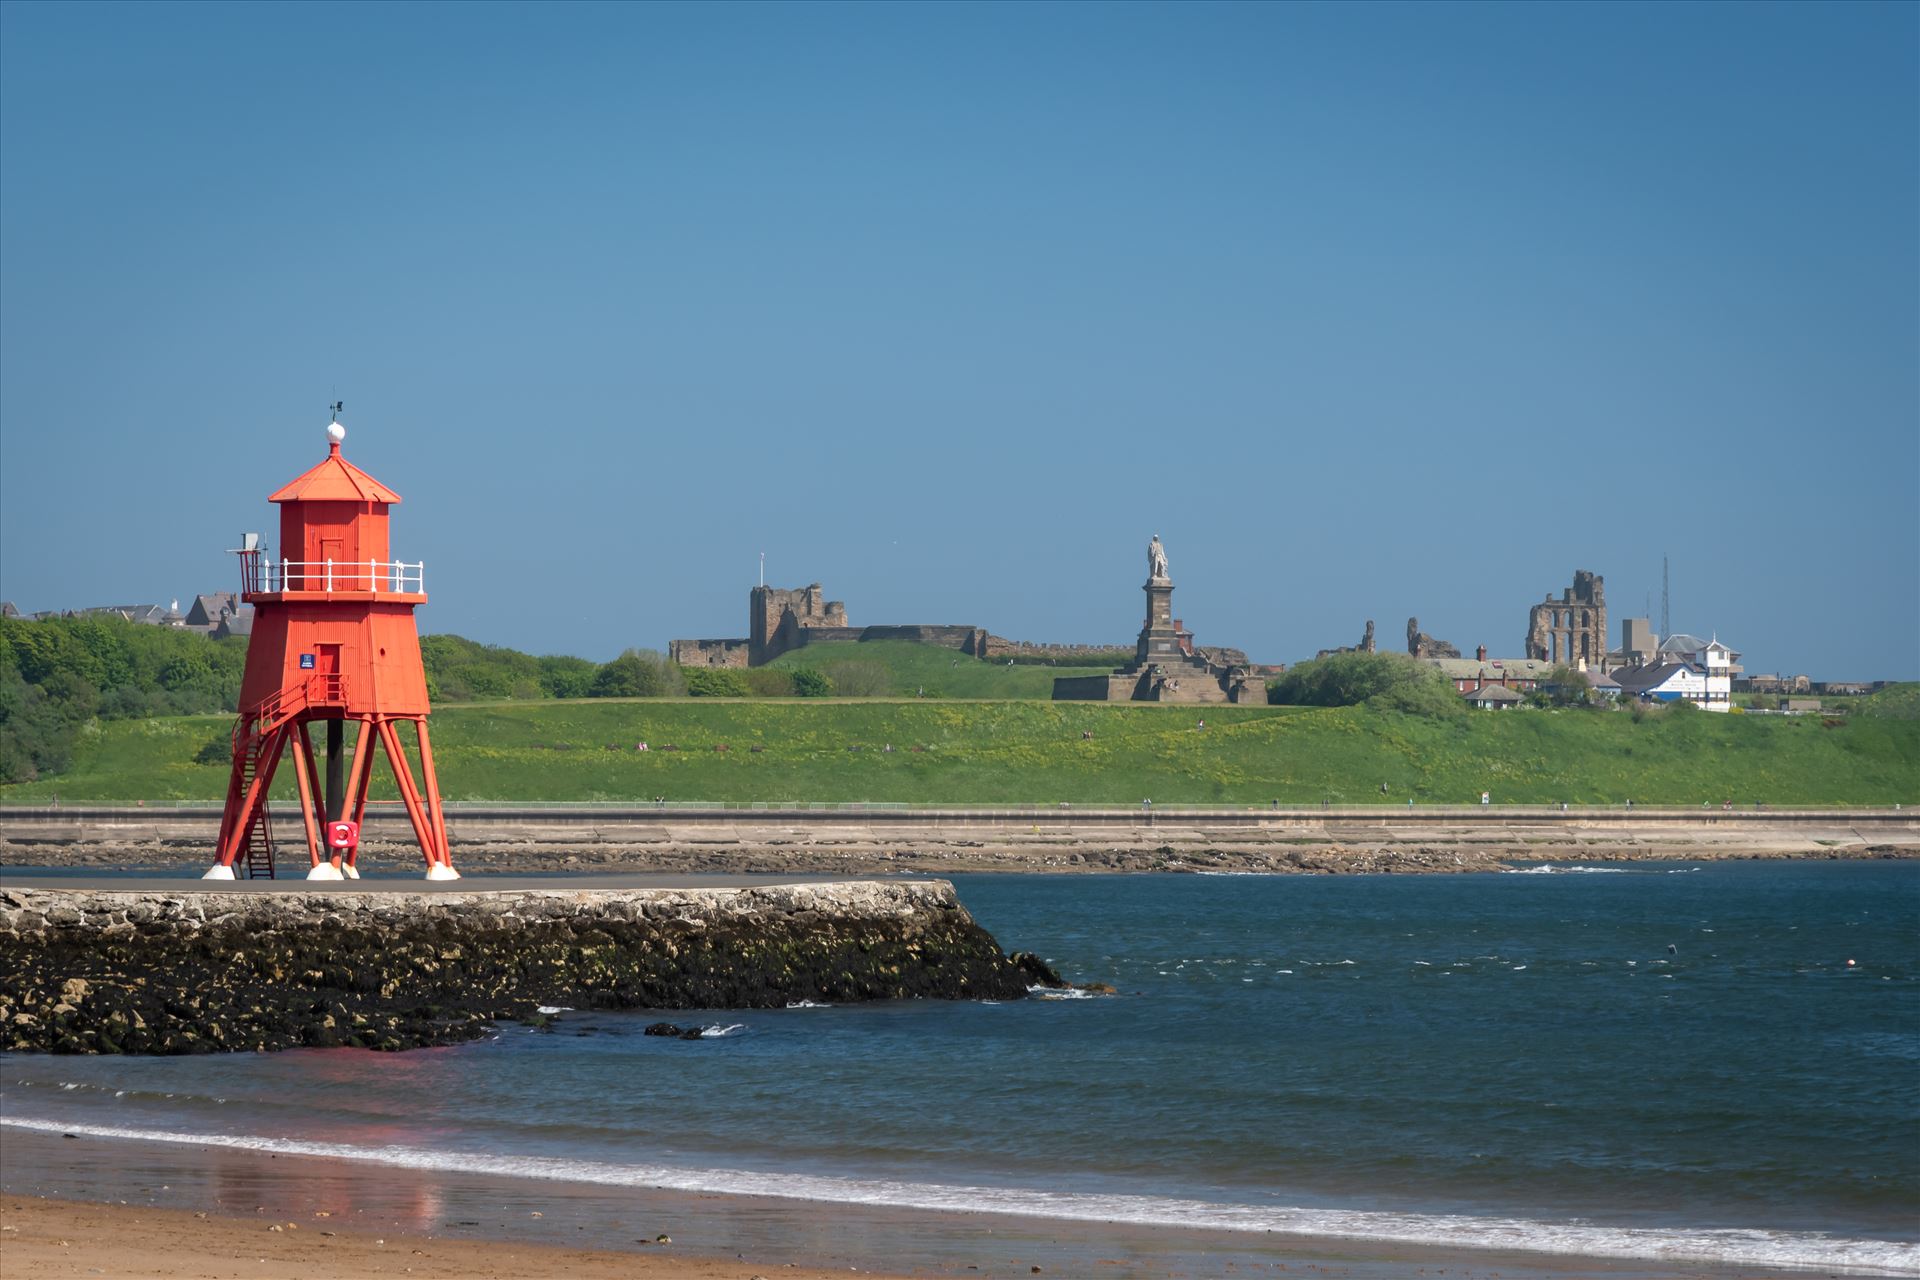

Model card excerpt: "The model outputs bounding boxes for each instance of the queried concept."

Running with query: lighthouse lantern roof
[268,446,404,505]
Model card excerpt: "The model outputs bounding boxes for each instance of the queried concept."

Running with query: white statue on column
[1148,534,1169,581]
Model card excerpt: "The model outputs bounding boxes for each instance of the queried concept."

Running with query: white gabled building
[1611,633,1740,711]
[1658,634,1739,710]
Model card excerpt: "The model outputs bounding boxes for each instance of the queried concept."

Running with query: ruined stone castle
[1525,570,1606,666]
[670,584,1126,669]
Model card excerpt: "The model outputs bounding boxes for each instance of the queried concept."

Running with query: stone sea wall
[0,882,1056,1055]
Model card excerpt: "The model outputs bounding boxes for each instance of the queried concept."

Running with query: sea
[3,860,1916,1274]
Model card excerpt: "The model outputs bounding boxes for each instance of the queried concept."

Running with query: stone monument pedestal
[1053,552,1266,705]
[1136,576,1182,665]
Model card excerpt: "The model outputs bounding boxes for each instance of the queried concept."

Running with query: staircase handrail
[231,674,350,752]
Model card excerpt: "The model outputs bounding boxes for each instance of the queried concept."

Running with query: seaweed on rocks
[1008,951,1066,988]
[0,882,1040,1055]
[643,1022,706,1040]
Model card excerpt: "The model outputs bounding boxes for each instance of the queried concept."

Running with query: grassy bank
[767,639,1116,698]
[3,700,1914,806]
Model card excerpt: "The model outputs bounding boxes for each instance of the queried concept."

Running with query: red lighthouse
[203,413,457,881]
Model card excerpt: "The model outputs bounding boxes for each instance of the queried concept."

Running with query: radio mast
[1661,555,1670,639]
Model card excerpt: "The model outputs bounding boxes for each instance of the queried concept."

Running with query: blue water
[4,862,1917,1272]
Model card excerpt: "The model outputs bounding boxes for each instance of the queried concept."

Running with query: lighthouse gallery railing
[241,555,424,594]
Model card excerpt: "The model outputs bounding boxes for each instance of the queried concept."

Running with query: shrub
[821,659,891,697]
[537,655,597,699]
[0,666,76,782]
[790,668,833,698]
[1542,665,1592,707]
[1369,669,1467,719]
[1270,652,1410,707]
[683,668,750,698]
[740,668,796,697]
[420,634,547,701]
[1270,651,1462,718]
[194,734,233,765]
[156,652,216,693]
[590,649,682,698]
[1856,682,1919,720]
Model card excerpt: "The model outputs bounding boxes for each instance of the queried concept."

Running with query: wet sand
[0,1127,1820,1280]
[5,827,1914,881]
[0,1195,909,1279]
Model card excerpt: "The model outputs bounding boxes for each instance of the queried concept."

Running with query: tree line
[1265,650,1600,715]
[1,615,250,783]
[0,619,842,784]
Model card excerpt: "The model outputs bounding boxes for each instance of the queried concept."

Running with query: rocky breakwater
[0,882,1059,1055]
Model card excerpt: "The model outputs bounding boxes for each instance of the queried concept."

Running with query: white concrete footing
[342,864,361,879]
[424,864,460,881]
[200,864,236,881]
[306,863,345,881]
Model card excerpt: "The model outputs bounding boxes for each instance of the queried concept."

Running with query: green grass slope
[767,639,1117,699]
[1857,681,1920,719]
[5,701,1914,806]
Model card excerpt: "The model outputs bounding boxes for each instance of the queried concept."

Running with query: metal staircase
[231,730,278,879]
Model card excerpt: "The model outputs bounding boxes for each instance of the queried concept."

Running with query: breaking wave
[3,1116,1912,1275]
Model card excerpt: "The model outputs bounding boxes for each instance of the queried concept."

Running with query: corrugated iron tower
[203,413,457,881]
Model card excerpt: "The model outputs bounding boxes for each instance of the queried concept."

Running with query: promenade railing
[1,800,1910,817]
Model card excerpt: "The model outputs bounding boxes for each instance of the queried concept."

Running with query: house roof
[1659,633,1710,652]
[1426,657,1556,679]
[79,604,172,624]
[186,593,238,626]
[268,444,403,505]
[1659,633,1741,662]
[1464,683,1524,703]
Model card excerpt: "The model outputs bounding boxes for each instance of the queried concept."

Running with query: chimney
[1476,644,1487,662]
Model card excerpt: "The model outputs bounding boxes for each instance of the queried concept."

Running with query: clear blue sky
[2,1,1914,678]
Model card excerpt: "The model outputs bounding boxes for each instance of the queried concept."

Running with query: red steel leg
[341,716,376,867]
[288,724,324,869]
[413,720,453,869]
[377,718,437,869]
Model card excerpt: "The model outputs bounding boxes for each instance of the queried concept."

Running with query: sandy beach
[0,1195,917,1280]
[0,1125,1846,1280]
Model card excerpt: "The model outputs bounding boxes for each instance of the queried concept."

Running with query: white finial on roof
[327,400,345,446]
